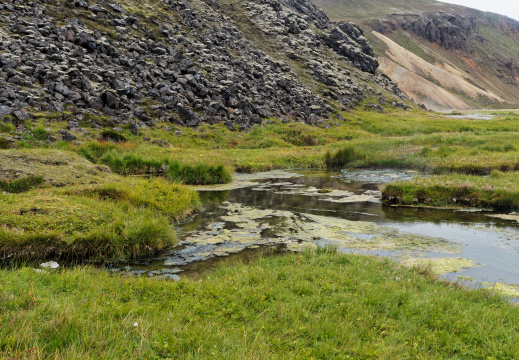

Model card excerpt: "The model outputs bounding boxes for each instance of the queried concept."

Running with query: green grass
[324,146,364,168]
[166,161,232,185]
[383,171,519,209]
[31,126,48,141]
[65,177,200,222]
[0,178,199,262]
[97,150,233,185]
[0,175,45,193]
[1,249,518,358]
[76,141,117,163]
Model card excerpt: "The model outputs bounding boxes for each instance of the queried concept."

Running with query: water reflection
[121,169,519,297]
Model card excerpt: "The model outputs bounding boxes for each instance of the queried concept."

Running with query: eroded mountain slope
[313,0,519,110]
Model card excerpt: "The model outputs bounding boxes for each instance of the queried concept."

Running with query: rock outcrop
[0,0,402,130]
[377,12,481,54]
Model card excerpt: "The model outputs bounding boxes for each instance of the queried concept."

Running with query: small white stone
[40,261,59,269]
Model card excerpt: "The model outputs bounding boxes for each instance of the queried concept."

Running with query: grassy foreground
[1,250,518,359]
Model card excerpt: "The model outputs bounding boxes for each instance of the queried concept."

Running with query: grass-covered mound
[66,178,200,222]
[0,149,119,186]
[0,178,200,262]
[0,191,175,262]
[1,250,518,358]
[383,171,519,210]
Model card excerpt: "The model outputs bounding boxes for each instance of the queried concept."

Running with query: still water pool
[117,169,519,298]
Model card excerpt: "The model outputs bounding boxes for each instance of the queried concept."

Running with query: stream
[114,169,519,298]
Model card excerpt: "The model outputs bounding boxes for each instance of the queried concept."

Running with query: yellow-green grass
[65,177,200,222]
[0,178,199,262]
[5,109,519,174]
[1,250,518,359]
[0,149,119,186]
[383,171,519,209]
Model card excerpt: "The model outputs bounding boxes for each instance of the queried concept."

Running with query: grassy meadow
[3,107,519,357]
[1,249,519,359]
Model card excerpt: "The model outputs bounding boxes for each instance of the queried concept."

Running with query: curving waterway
[115,169,519,299]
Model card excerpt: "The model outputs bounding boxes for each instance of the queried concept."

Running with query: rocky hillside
[0,0,405,133]
[313,0,519,111]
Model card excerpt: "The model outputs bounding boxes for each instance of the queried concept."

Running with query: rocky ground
[0,0,406,137]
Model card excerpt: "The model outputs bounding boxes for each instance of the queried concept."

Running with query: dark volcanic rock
[377,12,478,54]
[102,91,121,110]
[326,23,378,74]
[0,0,403,131]
[58,130,77,142]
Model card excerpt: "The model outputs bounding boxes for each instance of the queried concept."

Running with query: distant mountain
[313,0,519,110]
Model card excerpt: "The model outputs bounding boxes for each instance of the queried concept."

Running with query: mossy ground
[1,250,518,359]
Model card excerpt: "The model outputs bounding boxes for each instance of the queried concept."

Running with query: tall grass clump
[0,175,45,193]
[166,160,232,185]
[30,126,48,141]
[97,151,232,185]
[325,146,362,168]
[99,150,165,175]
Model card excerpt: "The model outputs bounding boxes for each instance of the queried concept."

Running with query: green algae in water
[457,275,476,281]
[183,203,462,254]
[401,257,480,275]
[482,282,519,298]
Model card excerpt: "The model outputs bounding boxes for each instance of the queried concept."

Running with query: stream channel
[116,169,519,299]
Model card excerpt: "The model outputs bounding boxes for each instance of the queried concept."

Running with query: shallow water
[443,114,494,120]
[118,169,519,297]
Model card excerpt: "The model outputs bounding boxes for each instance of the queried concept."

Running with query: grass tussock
[0,250,518,358]
[383,171,519,209]
[97,150,232,185]
[325,146,363,168]
[0,190,176,262]
[166,161,232,185]
[0,175,45,193]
